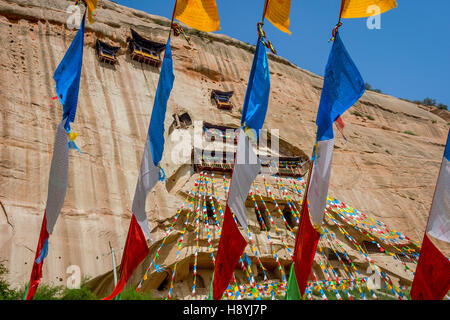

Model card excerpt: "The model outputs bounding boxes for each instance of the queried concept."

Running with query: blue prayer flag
[316,33,365,141]
[148,39,175,167]
[241,39,271,137]
[53,13,86,131]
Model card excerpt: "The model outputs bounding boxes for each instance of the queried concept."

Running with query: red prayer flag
[102,215,149,300]
[411,234,450,300]
[293,200,321,296]
[26,212,50,300]
[213,206,247,300]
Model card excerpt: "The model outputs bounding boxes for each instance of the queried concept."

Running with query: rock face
[0,0,449,298]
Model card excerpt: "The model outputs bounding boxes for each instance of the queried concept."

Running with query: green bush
[118,286,155,300]
[31,283,64,300]
[0,264,20,300]
[61,283,97,300]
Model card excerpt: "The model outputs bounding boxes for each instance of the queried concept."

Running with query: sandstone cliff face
[0,0,448,294]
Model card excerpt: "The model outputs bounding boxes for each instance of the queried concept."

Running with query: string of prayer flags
[174,0,220,32]
[340,0,397,19]
[264,0,292,34]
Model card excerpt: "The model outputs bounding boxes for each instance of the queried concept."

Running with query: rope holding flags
[172,22,193,46]
[257,23,277,55]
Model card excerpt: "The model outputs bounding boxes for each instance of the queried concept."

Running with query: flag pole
[109,241,118,287]
[168,0,178,41]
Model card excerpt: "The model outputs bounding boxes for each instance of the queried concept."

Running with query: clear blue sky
[113,0,450,107]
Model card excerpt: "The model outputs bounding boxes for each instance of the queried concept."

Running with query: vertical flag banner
[309,32,365,226]
[294,32,364,297]
[174,0,220,32]
[213,39,271,300]
[26,12,86,299]
[103,39,174,300]
[53,12,86,131]
[411,130,450,300]
[132,39,175,240]
[425,130,450,243]
[102,215,150,300]
[340,0,397,18]
[264,0,292,34]
[26,120,69,300]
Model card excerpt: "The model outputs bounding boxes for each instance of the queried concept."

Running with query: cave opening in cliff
[169,112,192,134]
[157,272,170,291]
[206,200,217,225]
[362,240,382,254]
[255,202,271,231]
[282,205,296,229]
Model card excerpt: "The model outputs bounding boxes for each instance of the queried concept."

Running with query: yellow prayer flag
[86,0,98,24]
[340,0,397,19]
[264,0,292,35]
[174,0,220,32]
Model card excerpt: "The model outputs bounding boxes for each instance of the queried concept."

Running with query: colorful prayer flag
[174,0,220,32]
[103,39,174,300]
[53,12,86,131]
[213,38,271,300]
[293,32,364,297]
[132,39,175,239]
[264,0,292,34]
[411,130,450,300]
[340,0,397,19]
[309,32,364,225]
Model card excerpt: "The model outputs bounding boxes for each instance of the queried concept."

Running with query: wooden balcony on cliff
[211,90,234,110]
[276,156,308,177]
[193,148,235,173]
[203,122,239,144]
[127,29,165,67]
[95,40,119,65]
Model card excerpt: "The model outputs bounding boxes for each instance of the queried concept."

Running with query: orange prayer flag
[264,0,292,34]
[174,0,220,32]
[340,0,397,19]
[85,0,98,24]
